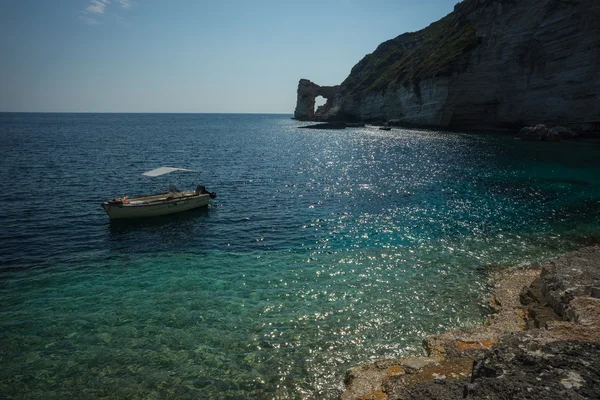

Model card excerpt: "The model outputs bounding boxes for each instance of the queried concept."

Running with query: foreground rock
[464,338,600,399]
[341,246,600,399]
[295,0,600,133]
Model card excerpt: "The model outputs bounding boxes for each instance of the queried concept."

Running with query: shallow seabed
[1,114,599,399]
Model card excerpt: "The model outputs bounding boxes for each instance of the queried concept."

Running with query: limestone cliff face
[295,0,600,131]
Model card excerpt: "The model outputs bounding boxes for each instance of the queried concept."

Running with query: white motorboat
[102,167,216,219]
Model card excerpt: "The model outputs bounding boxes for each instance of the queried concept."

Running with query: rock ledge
[341,246,600,400]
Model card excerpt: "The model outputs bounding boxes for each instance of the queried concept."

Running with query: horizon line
[0,111,293,115]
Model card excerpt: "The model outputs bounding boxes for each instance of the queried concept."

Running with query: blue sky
[0,0,459,113]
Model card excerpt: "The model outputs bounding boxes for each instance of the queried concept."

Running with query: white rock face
[344,78,452,126]
[335,0,600,131]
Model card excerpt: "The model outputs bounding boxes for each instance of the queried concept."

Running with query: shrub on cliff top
[341,0,479,97]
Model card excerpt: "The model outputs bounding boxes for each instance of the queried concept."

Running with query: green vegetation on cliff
[341,0,479,96]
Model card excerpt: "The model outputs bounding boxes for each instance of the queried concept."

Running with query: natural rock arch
[294,79,340,121]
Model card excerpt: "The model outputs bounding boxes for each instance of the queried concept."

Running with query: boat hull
[102,192,211,219]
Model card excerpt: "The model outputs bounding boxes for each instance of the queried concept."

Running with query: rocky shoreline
[294,121,597,143]
[340,246,600,399]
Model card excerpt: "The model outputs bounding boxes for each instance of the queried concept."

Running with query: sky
[0,0,459,113]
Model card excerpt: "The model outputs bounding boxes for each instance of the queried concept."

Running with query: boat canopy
[142,167,197,177]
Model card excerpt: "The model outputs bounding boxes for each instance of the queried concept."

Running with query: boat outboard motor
[196,185,217,199]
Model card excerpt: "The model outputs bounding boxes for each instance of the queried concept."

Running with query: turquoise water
[1,113,599,398]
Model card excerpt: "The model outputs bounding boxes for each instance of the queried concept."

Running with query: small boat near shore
[102,167,216,219]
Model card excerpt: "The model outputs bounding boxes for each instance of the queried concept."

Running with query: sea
[1,113,599,399]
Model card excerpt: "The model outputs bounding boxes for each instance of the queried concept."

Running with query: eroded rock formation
[293,79,341,121]
[295,0,600,132]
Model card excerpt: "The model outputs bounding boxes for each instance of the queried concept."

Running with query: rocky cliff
[295,0,600,132]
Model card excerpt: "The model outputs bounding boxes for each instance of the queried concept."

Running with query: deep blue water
[1,113,599,399]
